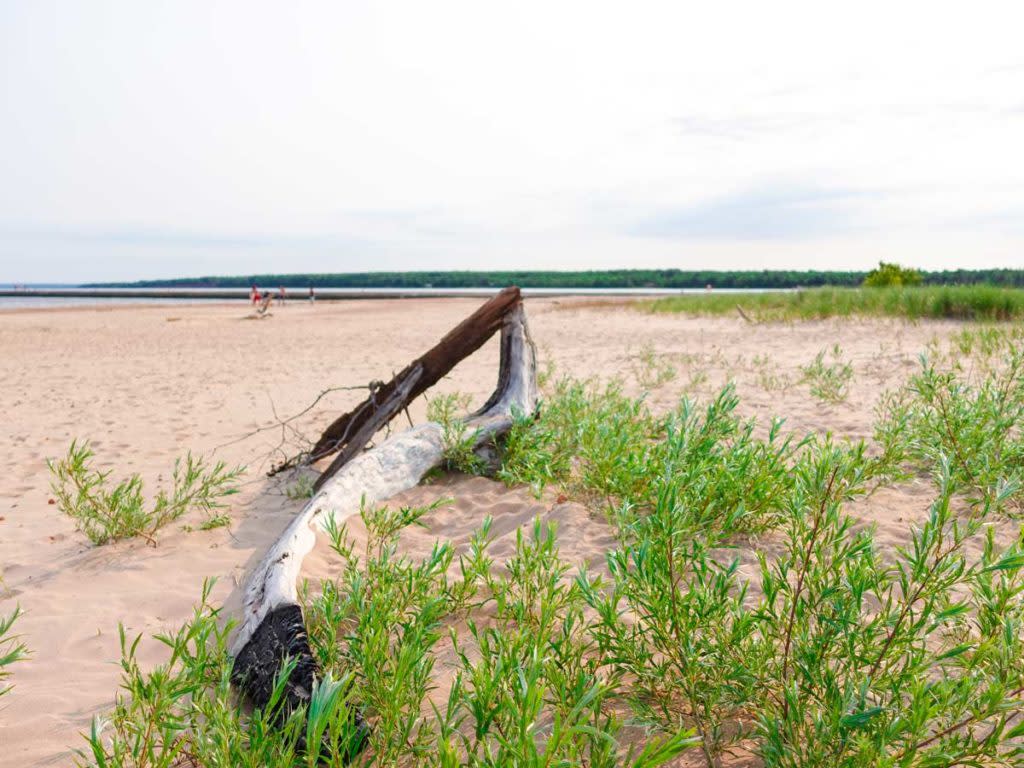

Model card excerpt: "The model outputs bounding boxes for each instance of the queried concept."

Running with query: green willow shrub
[876,347,1024,511]
[308,499,457,764]
[80,374,1024,766]
[580,489,763,766]
[446,519,697,767]
[499,376,660,499]
[302,502,693,767]
[642,389,799,537]
[753,450,1024,767]
[48,440,244,544]
[500,379,799,537]
[77,581,367,768]
[0,606,27,700]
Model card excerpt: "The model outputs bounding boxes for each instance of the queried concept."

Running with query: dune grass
[647,284,1024,322]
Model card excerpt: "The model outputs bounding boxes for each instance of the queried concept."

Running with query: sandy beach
[0,297,977,765]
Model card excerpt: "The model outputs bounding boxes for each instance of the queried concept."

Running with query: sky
[1,1,1022,282]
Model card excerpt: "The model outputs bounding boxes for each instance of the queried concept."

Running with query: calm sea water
[0,286,771,309]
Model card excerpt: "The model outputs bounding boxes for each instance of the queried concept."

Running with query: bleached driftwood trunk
[230,299,538,716]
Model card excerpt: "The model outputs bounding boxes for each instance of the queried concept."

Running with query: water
[0,285,772,309]
[0,296,221,309]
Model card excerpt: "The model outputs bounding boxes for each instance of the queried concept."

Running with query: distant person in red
[250,284,258,305]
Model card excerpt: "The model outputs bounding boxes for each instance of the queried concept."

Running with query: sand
[0,297,974,765]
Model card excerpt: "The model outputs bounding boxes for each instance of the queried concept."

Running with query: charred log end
[231,602,318,716]
[231,602,370,760]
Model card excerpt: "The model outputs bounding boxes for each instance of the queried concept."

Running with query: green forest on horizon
[92,268,1024,290]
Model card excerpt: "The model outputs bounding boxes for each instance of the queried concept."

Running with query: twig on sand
[213,384,387,480]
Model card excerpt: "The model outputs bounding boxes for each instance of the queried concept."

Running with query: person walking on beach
[309,286,315,305]
[250,284,258,305]
[278,285,287,306]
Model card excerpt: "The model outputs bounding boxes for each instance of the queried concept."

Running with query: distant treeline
[93,268,1024,290]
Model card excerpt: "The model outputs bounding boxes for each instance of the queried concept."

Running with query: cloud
[2,2,1024,280]
[629,184,872,241]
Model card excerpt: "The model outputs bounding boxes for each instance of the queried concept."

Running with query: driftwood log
[269,286,523,490]
[230,291,538,723]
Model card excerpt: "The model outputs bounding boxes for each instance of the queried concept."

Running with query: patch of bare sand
[0,297,980,765]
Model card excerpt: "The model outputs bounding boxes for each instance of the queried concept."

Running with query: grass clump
[800,344,854,403]
[48,440,244,544]
[949,324,1024,372]
[427,392,487,475]
[631,342,678,390]
[876,345,1024,512]
[648,285,1024,322]
[1,606,27,700]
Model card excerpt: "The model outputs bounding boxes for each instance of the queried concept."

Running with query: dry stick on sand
[230,290,538,724]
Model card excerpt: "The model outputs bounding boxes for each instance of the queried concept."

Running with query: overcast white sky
[1,1,1022,282]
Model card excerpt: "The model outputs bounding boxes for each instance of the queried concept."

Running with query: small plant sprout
[800,344,854,403]
[285,472,316,500]
[631,342,678,390]
[48,440,244,544]
[752,353,792,393]
[1,606,28,699]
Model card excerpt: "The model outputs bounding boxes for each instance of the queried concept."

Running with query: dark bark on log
[312,364,424,492]
[231,603,317,713]
[271,286,522,489]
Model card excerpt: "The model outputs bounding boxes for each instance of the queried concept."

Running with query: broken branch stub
[230,299,538,720]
